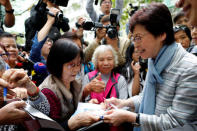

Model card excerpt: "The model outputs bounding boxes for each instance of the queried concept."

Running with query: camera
[128,3,138,17]
[48,0,69,7]
[36,1,70,32]
[54,11,70,32]
[81,8,120,39]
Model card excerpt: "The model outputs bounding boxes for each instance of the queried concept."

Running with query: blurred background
[4,0,178,45]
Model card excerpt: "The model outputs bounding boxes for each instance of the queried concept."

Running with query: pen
[103,97,118,110]
[109,103,118,109]
[3,87,7,101]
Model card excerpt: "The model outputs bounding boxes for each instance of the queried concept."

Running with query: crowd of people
[0,0,197,131]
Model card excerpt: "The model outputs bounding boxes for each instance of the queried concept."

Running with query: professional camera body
[35,0,70,32]
[128,3,138,17]
[82,8,120,39]
[48,0,69,7]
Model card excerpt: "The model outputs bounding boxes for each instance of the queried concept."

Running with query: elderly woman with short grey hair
[82,45,128,103]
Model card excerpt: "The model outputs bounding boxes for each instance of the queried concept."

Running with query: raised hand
[89,73,105,93]
[131,61,141,75]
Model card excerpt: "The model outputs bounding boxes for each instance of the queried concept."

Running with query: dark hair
[61,31,79,40]
[173,11,185,24]
[0,32,15,40]
[173,25,192,40]
[48,27,61,42]
[121,43,135,83]
[100,0,112,6]
[47,39,80,78]
[129,2,174,45]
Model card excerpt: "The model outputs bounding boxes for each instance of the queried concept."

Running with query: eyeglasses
[67,62,81,72]
[133,33,147,43]
[101,1,111,5]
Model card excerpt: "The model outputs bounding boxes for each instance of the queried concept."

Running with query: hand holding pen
[0,78,16,100]
[103,97,124,110]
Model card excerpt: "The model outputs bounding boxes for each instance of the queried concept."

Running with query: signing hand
[104,97,125,110]
[0,101,29,125]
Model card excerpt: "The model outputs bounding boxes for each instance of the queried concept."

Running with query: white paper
[24,103,54,121]
[72,102,106,117]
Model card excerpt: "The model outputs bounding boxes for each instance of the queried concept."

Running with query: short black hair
[47,39,80,78]
[173,11,185,24]
[129,2,174,45]
[0,32,15,40]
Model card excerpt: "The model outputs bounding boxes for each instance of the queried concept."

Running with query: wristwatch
[132,113,140,127]
[5,9,14,14]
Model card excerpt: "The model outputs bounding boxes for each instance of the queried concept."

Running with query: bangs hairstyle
[129,2,174,45]
[92,45,118,69]
[47,39,81,78]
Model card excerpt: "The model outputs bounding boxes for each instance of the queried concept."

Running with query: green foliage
[16,36,25,46]
[119,0,164,36]
[71,3,81,10]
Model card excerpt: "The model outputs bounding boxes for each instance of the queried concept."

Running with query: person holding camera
[86,0,123,22]
[28,5,61,86]
[25,0,69,51]
[29,7,60,64]
[84,15,131,68]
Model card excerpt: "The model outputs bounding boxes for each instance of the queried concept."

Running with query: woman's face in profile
[133,24,164,59]
[61,54,81,84]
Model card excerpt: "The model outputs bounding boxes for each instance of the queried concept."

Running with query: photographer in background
[0,0,15,32]
[29,7,60,64]
[24,0,69,51]
[86,0,123,22]
[84,15,130,70]
[29,7,61,86]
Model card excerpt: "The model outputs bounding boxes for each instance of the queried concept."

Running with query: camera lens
[107,28,117,39]
[56,12,63,20]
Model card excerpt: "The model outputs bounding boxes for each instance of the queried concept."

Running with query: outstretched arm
[0,0,15,27]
